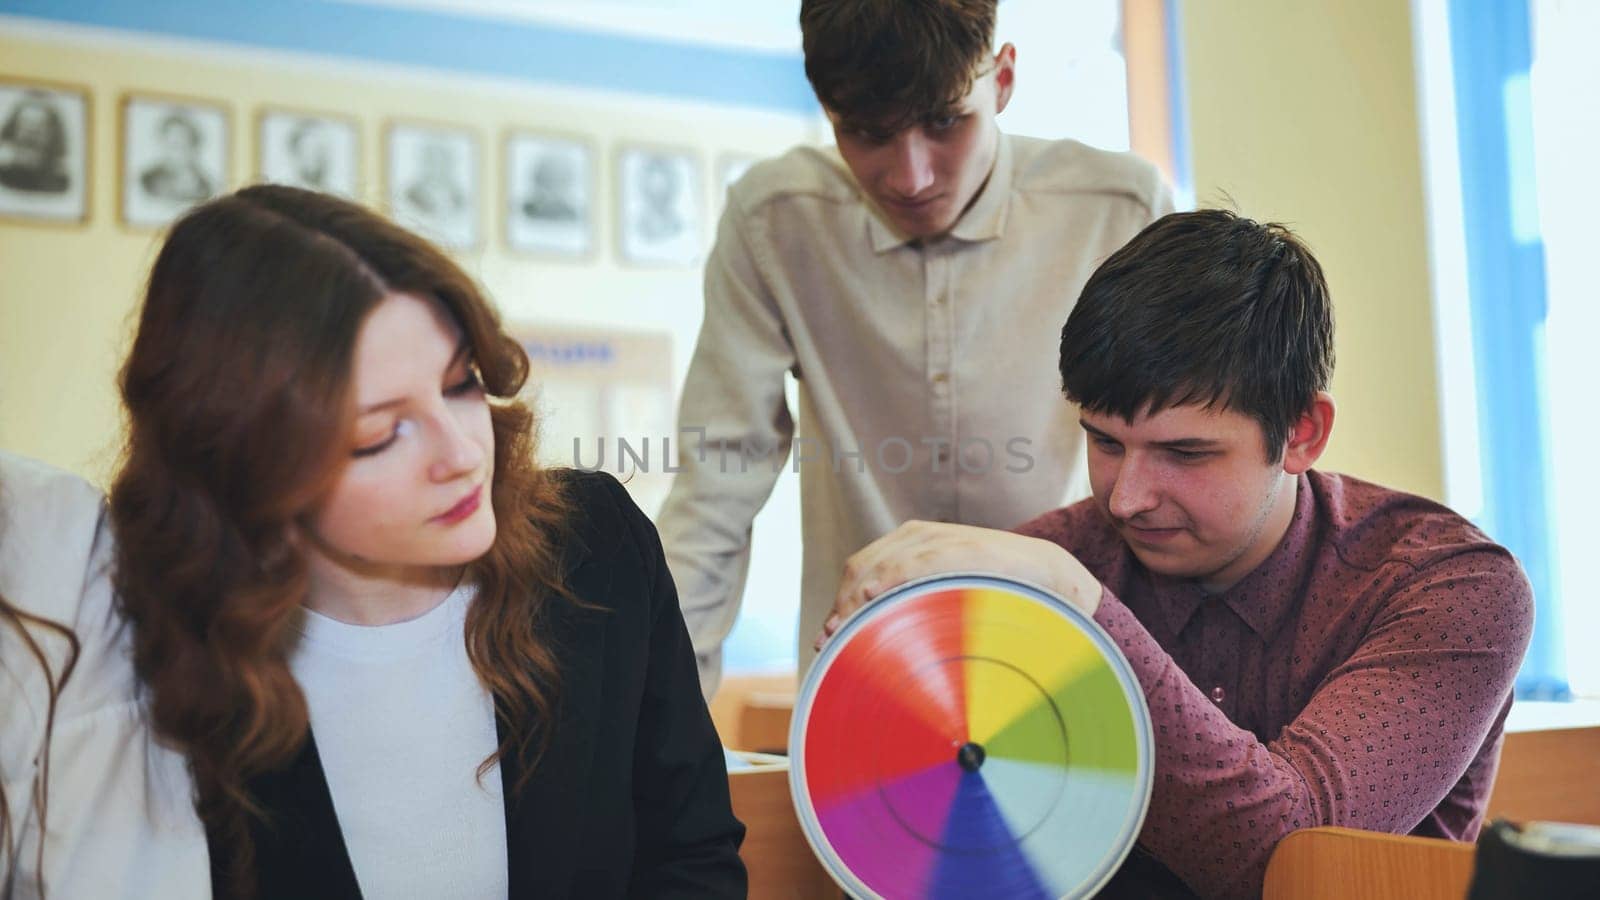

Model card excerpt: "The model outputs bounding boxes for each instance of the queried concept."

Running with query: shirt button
[931,372,949,385]
[1210,686,1226,704]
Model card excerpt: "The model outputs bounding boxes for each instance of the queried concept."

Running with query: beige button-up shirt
[658,133,1172,692]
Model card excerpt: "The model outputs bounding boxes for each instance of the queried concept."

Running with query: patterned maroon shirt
[1014,470,1534,899]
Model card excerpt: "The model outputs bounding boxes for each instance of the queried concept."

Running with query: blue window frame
[1446,0,1567,699]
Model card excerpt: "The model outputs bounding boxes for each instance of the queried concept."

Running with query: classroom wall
[1178,0,1444,499]
[0,2,1158,675]
[2,1,1449,672]
[0,23,820,484]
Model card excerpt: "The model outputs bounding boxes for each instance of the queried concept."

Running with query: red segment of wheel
[803,588,971,806]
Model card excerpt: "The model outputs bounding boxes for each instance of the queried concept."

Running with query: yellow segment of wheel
[961,587,1107,747]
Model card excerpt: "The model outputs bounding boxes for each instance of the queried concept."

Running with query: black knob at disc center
[956,741,986,773]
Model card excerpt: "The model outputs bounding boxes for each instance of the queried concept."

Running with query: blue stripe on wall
[1446,0,1567,699]
[0,0,818,115]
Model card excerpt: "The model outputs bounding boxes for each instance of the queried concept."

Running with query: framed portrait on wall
[385,121,479,250]
[121,94,230,228]
[615,144,701,267]
[504,131,594,258]
[258,109,360,198]
[0,79,90,225]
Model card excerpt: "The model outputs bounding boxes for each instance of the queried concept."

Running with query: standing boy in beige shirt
[658,0,1174,692]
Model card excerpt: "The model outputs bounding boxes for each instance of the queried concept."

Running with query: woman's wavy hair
[109,184,571,895]
[0,596,79,899]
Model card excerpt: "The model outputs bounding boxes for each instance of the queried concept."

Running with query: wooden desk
[1487,726,1600,826]
[716,690,1600,896]
[728,755,842,900]
[1263,827,1476,900]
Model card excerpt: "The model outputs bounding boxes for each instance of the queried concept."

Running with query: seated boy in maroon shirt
[820,209,1534,898]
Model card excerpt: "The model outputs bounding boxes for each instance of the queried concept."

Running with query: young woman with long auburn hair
[109,184,745,899]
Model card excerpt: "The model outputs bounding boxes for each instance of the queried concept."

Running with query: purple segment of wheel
[928,770,1053,900]
[815,761,963,897]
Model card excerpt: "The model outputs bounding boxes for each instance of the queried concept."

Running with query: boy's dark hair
[800,0,996,137]
[1059,209,1335,462]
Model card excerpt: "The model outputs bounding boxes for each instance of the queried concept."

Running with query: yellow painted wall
[6,8,1445,496]
[1180,0,1444,499]
[0,24,820,486]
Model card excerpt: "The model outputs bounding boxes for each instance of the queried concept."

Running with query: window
[1416,0,1599,699]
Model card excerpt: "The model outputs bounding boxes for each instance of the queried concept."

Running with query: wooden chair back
[1262,827,1476,900]
[728,759,842,900]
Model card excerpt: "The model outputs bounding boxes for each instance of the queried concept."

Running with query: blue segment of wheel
[927,771,1053,900]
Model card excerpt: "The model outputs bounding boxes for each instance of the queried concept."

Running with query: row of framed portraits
[0,77,760,265]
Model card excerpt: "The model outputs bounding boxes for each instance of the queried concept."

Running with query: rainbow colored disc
[789,574,1153,900]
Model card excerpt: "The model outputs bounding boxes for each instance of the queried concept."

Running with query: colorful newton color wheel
[790,574,1153,899]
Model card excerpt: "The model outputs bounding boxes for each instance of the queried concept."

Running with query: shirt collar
[1147,473,1319,641]
[866,132,1015,253]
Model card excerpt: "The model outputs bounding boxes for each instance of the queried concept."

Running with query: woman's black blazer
[208,470,748,898]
